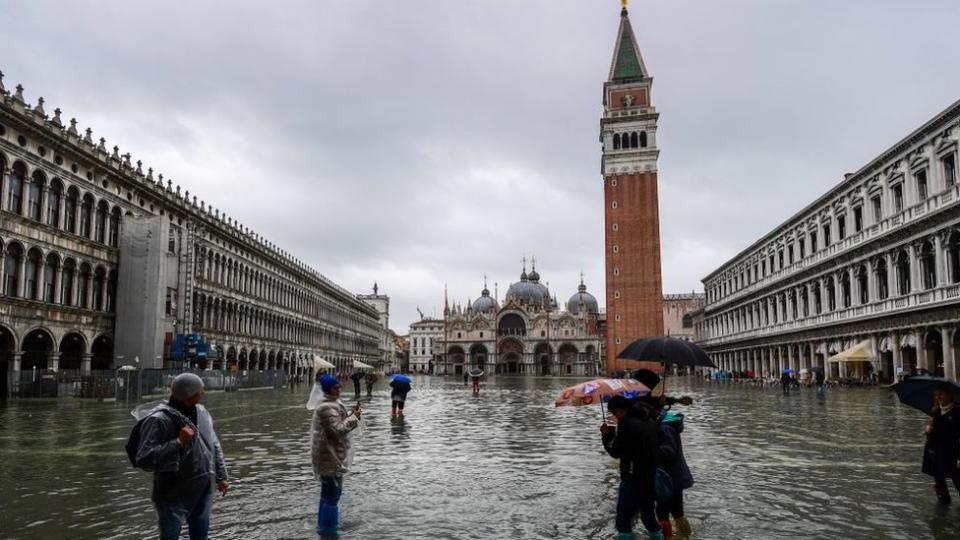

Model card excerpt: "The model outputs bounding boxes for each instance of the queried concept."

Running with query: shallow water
[0,376,958,539]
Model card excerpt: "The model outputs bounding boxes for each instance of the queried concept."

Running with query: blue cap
[319,374,340,393]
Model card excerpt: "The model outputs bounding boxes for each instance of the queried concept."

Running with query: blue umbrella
[391,374,412,385]
[782,368,795,375]
[891,376,960,417]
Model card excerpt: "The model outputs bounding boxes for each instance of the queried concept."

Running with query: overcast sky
[2,0,959,332]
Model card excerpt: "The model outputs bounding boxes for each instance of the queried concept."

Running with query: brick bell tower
[602,0,665,373]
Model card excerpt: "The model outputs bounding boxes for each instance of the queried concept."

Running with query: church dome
[567,279,599,315]
[506,266,547,305]
[472,285,498,313]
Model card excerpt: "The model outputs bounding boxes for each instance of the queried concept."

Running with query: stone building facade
[408,317,443,374]
[358,284,393,371]
[601,4,665,373]
[439,265,603,376]
[0,72,381,396]
[663,293,704,342]
[699,100,960,382]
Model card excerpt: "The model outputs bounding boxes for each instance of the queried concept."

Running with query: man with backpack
[129,373,229,540]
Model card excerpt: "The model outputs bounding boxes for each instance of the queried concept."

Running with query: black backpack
[125,408,182,468]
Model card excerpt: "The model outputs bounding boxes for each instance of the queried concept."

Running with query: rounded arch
[59,331,87,370]
[21,327,56,371]
[0,324,16,397]
[497,313,526,337]
[8,161,27,214]
[91,334,114,370]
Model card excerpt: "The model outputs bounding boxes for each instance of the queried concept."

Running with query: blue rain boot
[648,531,665,540]
[318,504,339,537]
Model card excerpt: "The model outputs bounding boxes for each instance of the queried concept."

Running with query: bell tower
[601,0,664,372]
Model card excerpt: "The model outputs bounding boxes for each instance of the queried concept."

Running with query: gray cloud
[3,0,959,331]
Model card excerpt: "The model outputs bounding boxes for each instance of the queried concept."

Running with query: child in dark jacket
[656,411,693,539]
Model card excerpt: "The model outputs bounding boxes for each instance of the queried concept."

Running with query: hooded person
[922,383,960,503]
[601,395,664,540]
[309,373,362,537]
[133,373,229,540]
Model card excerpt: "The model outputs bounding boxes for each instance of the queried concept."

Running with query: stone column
[0,166,7,212]
[0,254,5,295]
[99,278,108,311]
[834,273,843,310]
[36,261,45,302]
[885,252,896,297]
[49,353,60,372]
[849,267,859,306]
[85,274,94,309]
[39,186,49,225]
[17,256,26,298]
[867,265,876,304]
[58,197,66,230]
[909,243,920,293]
[935,233,947,287]
[54,262,63,304]
[916,328,929,372]
[942,326,957,382]
[892,335,903,378]
[82,353,92,374]
[11,352,22,395]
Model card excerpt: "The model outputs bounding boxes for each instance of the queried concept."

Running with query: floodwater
[0,376,958,540]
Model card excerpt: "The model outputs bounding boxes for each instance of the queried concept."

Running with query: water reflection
[0,377,959,539]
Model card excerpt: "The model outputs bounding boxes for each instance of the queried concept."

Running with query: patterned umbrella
[554,378,651,408]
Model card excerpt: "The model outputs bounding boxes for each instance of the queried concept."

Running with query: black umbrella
[891,376,960,417]
[617,336,716,368]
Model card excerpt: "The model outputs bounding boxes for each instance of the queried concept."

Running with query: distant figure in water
[390,377,412,419]
[471,374,481,394]
[463,371,469,387]
[780,371,791,396]
[364,372,377,397]
[350,371,363,397]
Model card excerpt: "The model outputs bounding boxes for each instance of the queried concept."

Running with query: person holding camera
[311,374,362,538]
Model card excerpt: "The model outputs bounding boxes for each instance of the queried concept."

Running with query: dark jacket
[657,413,694,490]
[390,380,411,399]
[602,404,659,488]
[135,403,227,505]
[922,405,960,478]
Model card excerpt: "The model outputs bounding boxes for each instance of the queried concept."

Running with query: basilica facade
[0,72,382,397]
[439,265,604,376]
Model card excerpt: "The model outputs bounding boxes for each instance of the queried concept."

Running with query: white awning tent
[314,357,336,371]
[828,340,875,363]
[354,359,375,370]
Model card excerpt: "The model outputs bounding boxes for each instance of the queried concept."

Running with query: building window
[168,226,177,253]
[853,206,862,233]
[896,250,910,295]
[810,232,818,252]
[640,131,648,148]
[944,154,956,187]
[614,291,621,298]
[778,251,784,269]
[611,178,617,187]
[892,184,903,213]
[871,196,882,223]
[615,314,621,321]
[613,245,620,254]
[165,289,176,315]
[615,337,622,345]
[612,201,618,209]
[787,246,794,265]
[837,216,846,240]
[613,267,620,276]
[799,239,805,259]
[916,170,928,201]
[823,224,831,246]
[612,223,619,232]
